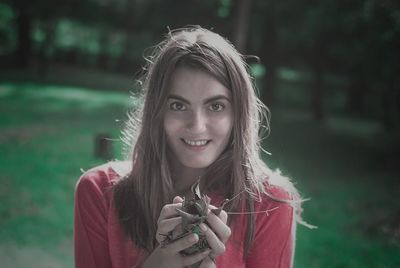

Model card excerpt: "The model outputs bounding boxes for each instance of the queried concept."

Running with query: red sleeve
[74,169,113,268]
[246,187,296,268]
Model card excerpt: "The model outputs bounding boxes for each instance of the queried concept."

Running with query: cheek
[164,114,182,136]
[210,114,233,138]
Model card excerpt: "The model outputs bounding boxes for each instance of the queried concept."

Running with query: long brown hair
[114,26,306,255]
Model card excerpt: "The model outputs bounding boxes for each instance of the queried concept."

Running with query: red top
[74,162,295,268]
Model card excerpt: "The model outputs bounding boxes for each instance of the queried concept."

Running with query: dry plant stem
[227,206,279,215]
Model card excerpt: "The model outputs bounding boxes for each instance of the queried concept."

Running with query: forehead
[168,67,231,100]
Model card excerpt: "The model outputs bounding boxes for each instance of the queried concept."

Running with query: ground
[0,73,399,267]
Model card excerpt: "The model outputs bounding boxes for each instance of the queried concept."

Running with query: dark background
[0,0,399,267]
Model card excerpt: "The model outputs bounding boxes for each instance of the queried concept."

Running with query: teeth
[183,139,208,146]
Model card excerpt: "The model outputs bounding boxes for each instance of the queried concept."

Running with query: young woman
[74,26,307,268]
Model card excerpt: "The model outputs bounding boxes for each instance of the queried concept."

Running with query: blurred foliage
[0,0,398,128]
[1,1,398,76]
[0,2,15,54]
[217,0,232,18]
[0,0,398,125]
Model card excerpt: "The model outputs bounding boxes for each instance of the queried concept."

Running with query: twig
[227,206,279,216]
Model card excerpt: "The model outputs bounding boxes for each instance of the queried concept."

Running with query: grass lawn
[0,80,399,267]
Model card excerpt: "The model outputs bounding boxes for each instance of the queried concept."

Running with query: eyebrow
[167,94,231,104]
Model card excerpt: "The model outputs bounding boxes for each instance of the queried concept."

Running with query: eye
[209,103,225,112]
[170,102,187,111]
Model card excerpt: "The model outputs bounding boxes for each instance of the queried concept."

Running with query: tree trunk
[347,78,367,115]
[15,1,32,69]
[94,133,113,160]
[310,39,325,121]
[311,66,324,121]
[233,0,252,53]
[260,2,277,107]
[381,81,400,131]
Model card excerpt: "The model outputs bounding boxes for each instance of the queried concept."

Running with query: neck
[170,162,206,198]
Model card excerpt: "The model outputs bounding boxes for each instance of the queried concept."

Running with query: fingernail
[189,234,198,242]
[200,223,207,232]
[211,208,222,216]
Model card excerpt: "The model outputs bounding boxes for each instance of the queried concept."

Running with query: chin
[180,158,215,169]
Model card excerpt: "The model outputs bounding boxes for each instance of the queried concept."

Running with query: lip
[180,138,211,151]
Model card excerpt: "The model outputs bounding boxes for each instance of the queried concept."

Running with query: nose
[187,110,207,133]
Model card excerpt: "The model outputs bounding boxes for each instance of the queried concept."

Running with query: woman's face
[164,67,233,170]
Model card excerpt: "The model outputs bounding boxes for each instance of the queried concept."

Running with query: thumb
[173,195,184,203]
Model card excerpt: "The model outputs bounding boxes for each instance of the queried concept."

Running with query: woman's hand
[142,196,211,268]
[196,205,231,267]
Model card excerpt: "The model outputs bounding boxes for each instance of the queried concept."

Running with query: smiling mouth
[181,138,211,146]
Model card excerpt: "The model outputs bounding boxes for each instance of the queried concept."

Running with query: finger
[158,203,183,223]
[217,209,228,224]
[206,212,231,243]
[198,255,216,268]
[199,223,226,256]
[167,233,199,253]
[181,249,211,267]
[156,217,182,242]
[208,204,217,210]
[173,196,184,203]
[158,217,182,234]
[208,205,228,223]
